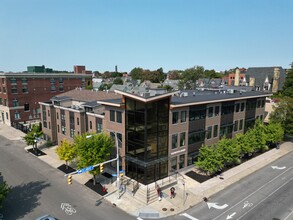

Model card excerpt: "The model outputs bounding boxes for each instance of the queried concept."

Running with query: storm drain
[139,212,160,219]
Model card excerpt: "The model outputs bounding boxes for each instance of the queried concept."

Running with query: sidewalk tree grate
[170,208,175,211]
[162,208,167,211]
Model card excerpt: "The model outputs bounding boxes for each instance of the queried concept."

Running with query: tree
[167,70,181,80]
[235,133,254,157]
[270,97,293,135]
[23,123,43,151]
[196,145,224,176]
[74,133,114,185]
[249,120,268,152]
[217,137,241,166]
[113,77,123,85]
[0,179,11,208]
[130,67,144,80]
[179,66,204,89]
[265,122,284,144]
[282,67,293,97]
[55,139,76,169]
[98,83,112,91]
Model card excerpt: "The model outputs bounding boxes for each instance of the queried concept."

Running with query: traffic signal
[68,175,72,185]
[100,164,104,173]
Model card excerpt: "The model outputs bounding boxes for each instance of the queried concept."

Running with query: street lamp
[33,133,37,151]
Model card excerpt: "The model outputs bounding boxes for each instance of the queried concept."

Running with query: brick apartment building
[0,71,92,129]
[39,88,270,185]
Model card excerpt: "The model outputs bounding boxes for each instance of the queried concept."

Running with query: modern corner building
[0,69,92,129]
[39,88,270,185]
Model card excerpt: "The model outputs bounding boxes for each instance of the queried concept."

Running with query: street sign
[77,166,94,174]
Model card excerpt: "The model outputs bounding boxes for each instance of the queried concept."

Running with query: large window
[179,154,185,169]
[110,110,115,122]
[181,111,186,123]
[12,99,19,107]
[221,102,234,115]
[239,119,243,130]
[207,126,212,139]
[220,124,233,137]
[180,132,186,147]
[171,157,177,171]
[208,107,213,118]
[215,106,220,116]
[11,86,17,94]
[213,125,218,138]
[116,111,122,123]
[22,86,28,93]
[24,103,29,112]
[172,112,179,124]
[172,134,178,149]
[14,111,20,120]
[188,130,205,144]
[235,103,240,112]
[189,108,206,121]
[241,103,245,111]
[234,120,239,132]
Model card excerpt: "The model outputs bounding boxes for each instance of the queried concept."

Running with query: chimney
[272,67,280,93]
[249,77,255,87]
[234,68,240,86]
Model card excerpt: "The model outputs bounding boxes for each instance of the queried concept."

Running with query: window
[57,112,59,120]
[257,100,261,108]
[70,128,75,138]
[188,130,205,144]
[117,133,122,148]
[24,103,29,112]
[3,99,7,106]
[241,103,245,111]
[50,78,55,84]
[14,111,20,120]
[220,124,233,137]
[77,117,79,125]
[22,86,28,93]
[61,125,66,135]
[6,112,8,120]
[50,85,56,92]
[116,111,122,123]
[235,103,240,112]
[96,122,102,133]
[11,86,17,94]
[208,107,213,118]
[49,122,51,129]
[215,106,220,116]
[1,78,5,84]
[239,119,243,130]
[234,120,238,132]
[180,132,186,147]
[59,85,64,92]
[172,134,178,149]
[3,87,6,94]
[59,78,64,84]
[57,125,60,133]
[0,87,1,93]
[0,98,2,105]
[213,125,218,138]
[21,78,27,84]
[207,126,212,139]
[172,112,179,124]
[221,103,234,115]
[48,110,50,117]
[261,100,265,108]
[181,111,186,123]
[189,109,206,121]
[90,121,92,129]
[12,99,19,107]
[171,157,177,171]
[179,154,185,169]
[110,110,115,122]
[10,78,16,84]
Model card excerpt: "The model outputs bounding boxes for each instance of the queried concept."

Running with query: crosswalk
[137,213,199,220]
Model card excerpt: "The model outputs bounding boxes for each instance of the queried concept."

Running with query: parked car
[35,215,57,220]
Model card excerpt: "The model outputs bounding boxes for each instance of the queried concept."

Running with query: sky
[1,0,292,73]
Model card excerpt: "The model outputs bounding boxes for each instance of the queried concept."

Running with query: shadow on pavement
[0,181,50,219]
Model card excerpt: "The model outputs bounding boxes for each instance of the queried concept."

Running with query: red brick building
[0,72,92,130]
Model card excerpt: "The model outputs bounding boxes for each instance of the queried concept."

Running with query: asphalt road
[169,150,293,220]
[0,135,135,220]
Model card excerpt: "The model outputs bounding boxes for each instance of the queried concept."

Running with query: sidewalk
[1,124,292,218]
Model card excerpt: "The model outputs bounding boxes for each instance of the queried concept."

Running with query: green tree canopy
[282,67,293,97]
[55,139,76,169]
[74,132,114,185]
[265,122,284,143]
[217,137,241,166]
[23,123,43,149]
[130,67,144,80]
[196,145,224,176]
[113,77,123,85]
[269,97,293,135]
[0,179,11,208]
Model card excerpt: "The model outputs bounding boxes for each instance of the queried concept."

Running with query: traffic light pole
[64,133,121,198]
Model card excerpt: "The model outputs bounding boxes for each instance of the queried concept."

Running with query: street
[0,135,135,220]
[170,150,293,220]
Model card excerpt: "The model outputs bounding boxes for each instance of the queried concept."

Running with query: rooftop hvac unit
[180,92,188,97]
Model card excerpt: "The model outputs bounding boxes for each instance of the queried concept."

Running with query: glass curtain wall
[125,97,169,185]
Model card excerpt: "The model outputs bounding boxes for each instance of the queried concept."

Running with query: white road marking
[137,217,144,220]
[284,209,293,220]
[271,166,286,170]
[180,212,200,220]
[212,166,293,220]
[207,202,228,209]
[226,212,236,219]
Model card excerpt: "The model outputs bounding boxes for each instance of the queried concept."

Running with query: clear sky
[1,0,292,73]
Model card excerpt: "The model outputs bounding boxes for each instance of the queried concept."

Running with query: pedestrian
[170,187,175,199]
[156,186,162,200]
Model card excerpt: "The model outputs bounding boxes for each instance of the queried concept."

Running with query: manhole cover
[162,208,167,211]
[170,208,175,211]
